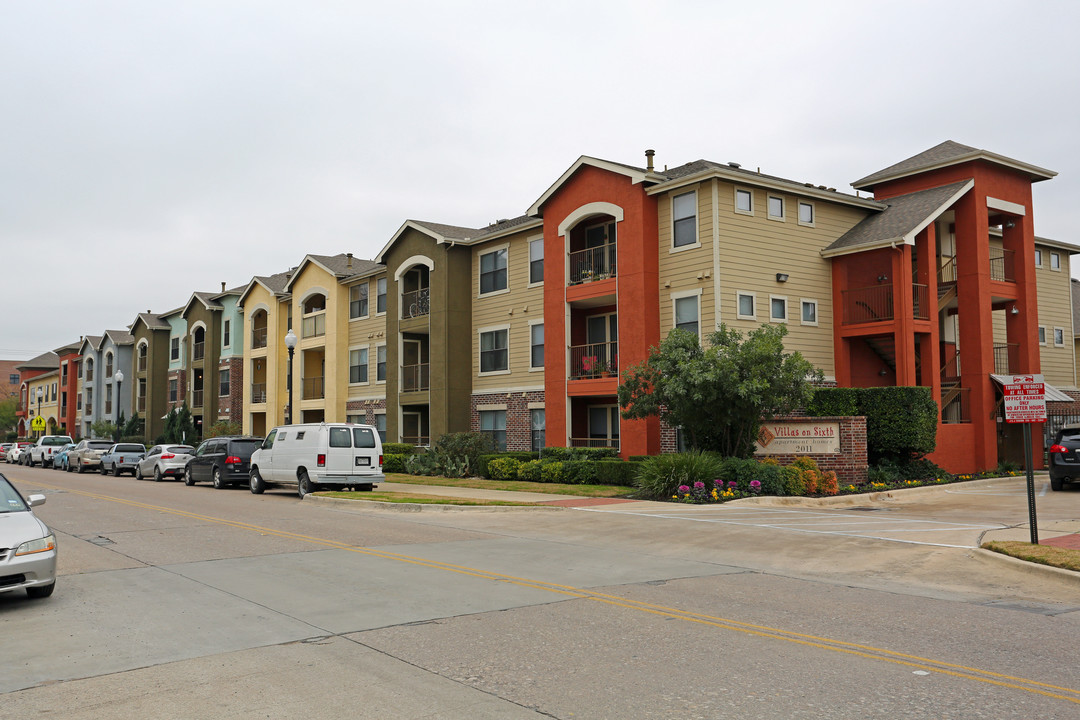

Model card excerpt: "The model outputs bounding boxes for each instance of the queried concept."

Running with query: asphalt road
[3,465,1080,719]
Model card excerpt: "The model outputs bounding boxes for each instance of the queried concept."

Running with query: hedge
[595,460,641,486]
[806,386,937,463]
[477,452,540,478]
[541,446,619,462]
[382,453,409,474]
[382,442,418,455]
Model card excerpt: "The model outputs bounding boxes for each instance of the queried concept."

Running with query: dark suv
[1048,423,1080,491]
[184,436,263,489]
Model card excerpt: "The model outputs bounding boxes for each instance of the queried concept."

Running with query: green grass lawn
[982,540,1080,572]
[382,473,635,497]
[318,490,547,506]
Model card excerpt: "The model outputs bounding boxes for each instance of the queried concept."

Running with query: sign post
[1001,374,1046,545]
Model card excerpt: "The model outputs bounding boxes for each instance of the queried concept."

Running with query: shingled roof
[822,180,973,257]
[853,140,1056,190]
[15,352,59,371]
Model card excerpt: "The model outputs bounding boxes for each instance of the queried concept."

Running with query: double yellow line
[31,479,1080,706]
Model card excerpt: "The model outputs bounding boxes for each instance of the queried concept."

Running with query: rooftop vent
[728,162,741,169]
[645,149,655,172]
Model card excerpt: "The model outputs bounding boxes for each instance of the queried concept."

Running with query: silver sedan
[135,445,195,482]
[0,473,56,599]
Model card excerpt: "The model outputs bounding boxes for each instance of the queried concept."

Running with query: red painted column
[543,221,568,450]
[831,256,850,386]
[915,226,941,411]
[891,245,916,385]
[1003,211,1043,467]
[953,190,997,470]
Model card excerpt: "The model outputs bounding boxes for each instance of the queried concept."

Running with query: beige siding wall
[657,182,716,343]
[1035,246,1075,388]
[346,274,388,401]
[471,229,546,391]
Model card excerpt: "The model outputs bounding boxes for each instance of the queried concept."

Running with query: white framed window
[736,291,756,320]
[801,299,818,326]
[672,290,701,336]
[1054,327,1065,347]
[1050,252,1061,271]
[770,295,787,322]
[530,322,544,369]
[735,187,754,215]
[530,408,545,452]
[219,369,230,397]
[672,191,698,249]
[350,282,368,319]
[479,245,509,295]
[349,347,369,384]
[479,410,507,452]
[479,325,510,374]
[1038,326,1047,345]
[376,277,387,314]
[767,195,785,221]
[1035,249,1043,268]
[798,201,815,227]
[223,320,231,348]
[376,344,386,383]
[529,237,544,285]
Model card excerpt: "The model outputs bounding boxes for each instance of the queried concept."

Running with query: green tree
[0,398,17,436]
[618,324,823,458]
[91,420,118,440]
[205,420,242,438]
[162,403,196,444]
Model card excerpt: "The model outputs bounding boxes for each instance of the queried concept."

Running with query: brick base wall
[218,358,244,422]
[470,391,545,452]
[167,370,187,412]
[346,398,386,426]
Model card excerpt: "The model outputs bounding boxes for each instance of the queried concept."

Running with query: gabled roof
[100,330,135,347]
[527,156,666,216]
[822,180,974,258]
[15,352,59,371]
[283,253,385,293]
[129,312,170,334]
[180,291,223,316]
[375,216,541,263]
[52,340,82,356]
[239,268,295,306]
[853,140,1056,190]
[78,335,102,356]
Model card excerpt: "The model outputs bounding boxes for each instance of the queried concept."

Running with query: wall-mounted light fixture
[878,368,889,376]
[1010,305,1019,315]
[877,274,889,283]
[1005,220,1016,229]
[776,273,789,283]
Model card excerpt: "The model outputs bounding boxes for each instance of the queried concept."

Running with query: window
[798,202,815,226]
[171,337,180,361]
[376,345,386,382]
[375,413,386,442]
[672,191,697,248]
[1050,252,1061,270]
[1039,326,1047,345]
[480,328,509,373]
[770,296,787,322]
[529,238,544,284]
[105,352,114,378]
[530,323,544,369]
[329,427,351,448]
[1035,249,1043,267]
[480,410,507,452]
[674,295,700,336]
[735,188,753,214]
[219,369,230,397]
[169,379,178,403]
[767,195,785,220]
[350,348,368,383]
[480,247,508,294]
[9,373,18,384]
[737,292,755,319]
[350,282,368,319]
[531,409,545,452]
[801,300,818,325]
[1054,327,1065,347]
[376,278,387,314]
[223,320,231,347]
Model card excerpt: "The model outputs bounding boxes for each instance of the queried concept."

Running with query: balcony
[989,247,1015,283]
[104,401,113,416]
[137,356,147,372]
[302,376,325,400]
[993,343,1019,375]
[941,385,971,424]
[569,242,617,285]
[251,383,267,404]
[569,342,618,380]
[401,288,430,320]
[302,313,326,339]
[401,435,430,447]
[401,363,430,392]
[191,390,203,408]
[841,283,930,325]
[252,326,268,349]
[136,396,146,412]
[193,342,205,361]
[570,437,620,450]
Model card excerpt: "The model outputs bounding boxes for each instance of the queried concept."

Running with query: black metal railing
[569,242,617,284]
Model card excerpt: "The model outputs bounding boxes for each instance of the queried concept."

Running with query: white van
[249,423,384,497]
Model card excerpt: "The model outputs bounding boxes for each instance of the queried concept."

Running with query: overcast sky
[3,1,1078,359]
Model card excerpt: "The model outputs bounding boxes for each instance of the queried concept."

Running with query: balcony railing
[86,368,94,382]
[302,376,325,400]
[993,343,1019,375]
[252,327,268,349]
[84,403,92,415]
[569,342,618,379]
[912,284,929,320]
[104,401,113,415]
[401,363,430,392]
[941,386,971,424]
[938,256,958,285]
[192,342,205,361]
[401,288,430,319]
[251,383,267,404]
[989,247,1015,282]
[569,242,617,285]
[136,396,146,412]
[137,356,147,372]
[191,390,204,408]
[302,313,325,338]
[401,435,430,447]
[570,437,621,450]
[842,284,893,324]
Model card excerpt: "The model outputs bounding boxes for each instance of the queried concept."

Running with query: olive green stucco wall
[182,301,222,438]
[132,322,171,441]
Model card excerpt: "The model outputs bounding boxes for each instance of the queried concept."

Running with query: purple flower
[714,478,724,486]
[678,485,690,493]
[728,481,738,488]
[749,479,762,493]
[693,481,705,489]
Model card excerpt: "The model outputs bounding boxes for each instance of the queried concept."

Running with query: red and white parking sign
[1001,374,1046,423]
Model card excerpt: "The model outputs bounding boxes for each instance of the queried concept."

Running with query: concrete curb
[305,494,567,513]
[970,546,1080,585]
[725,475,1036,508]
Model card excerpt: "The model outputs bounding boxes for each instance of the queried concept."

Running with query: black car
[1047,423,1080,491]
[184,436,263,489]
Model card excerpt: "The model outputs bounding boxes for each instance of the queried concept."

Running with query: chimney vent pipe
[645,149,655,172]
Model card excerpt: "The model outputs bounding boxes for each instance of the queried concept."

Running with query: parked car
[29,435,74,468]
[7,442,34,464]
[68,439,120,474]
[99,443,147,477]
[184,436,262,489]
[0,472,56,599]
[136,444,195,482]
[1048,423,1080,491]
[0,443,13,461]
[249,423,384,497]
[51,443,77,471]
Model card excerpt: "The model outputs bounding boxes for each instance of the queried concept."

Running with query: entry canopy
[990,374,1073,402]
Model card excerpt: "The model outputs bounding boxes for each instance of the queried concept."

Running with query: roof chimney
[347,252,353,271]
[221,281,226,292]
[645,149,655,173]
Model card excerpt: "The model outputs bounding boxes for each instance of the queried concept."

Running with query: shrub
[805,387,860,417]
[541,446,619,462]
[596,460,639,487]
[405,453,440,476]
[755,462,785,495]
[806,386,937,464]
[205,420,242,438]
[781,465,805,496]
[628,455,651,462]
[487,457,521,480]
[382,453,408,474]
[635,451,725,500]
[382,442,416,455]
[477,452,538,478]
[540,461,565,483]
[518,459,543,482]
[432,432,494,472]
[719,456,758,492]
[561,460,598,485]
[819,470,839,496]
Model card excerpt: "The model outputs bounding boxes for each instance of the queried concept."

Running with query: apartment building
[130,311,173,441]
[54,341,81,436]
[15,352,60,437]
[178,286,244,438]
